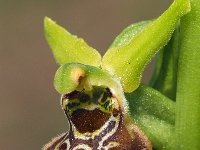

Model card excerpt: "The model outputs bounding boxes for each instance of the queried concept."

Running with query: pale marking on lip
[72,144,92,150]
[97,114,120,149]
[61,114,120,150]
[69,115,120,141]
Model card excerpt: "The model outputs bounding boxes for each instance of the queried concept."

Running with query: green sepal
[102,0,190,93]
[127,84,175,149]
[44,17,101,67]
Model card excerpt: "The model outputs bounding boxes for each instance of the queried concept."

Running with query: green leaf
[102,0,190,93]
[126,84,175,125]
[44,17,101,67]
[134,114,174,150]
[127,85,175,149]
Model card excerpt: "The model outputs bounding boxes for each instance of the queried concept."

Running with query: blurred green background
[0,0,172,149]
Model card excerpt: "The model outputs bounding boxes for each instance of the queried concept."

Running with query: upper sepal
[44,17,102,67]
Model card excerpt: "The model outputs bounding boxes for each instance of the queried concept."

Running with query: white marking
[42,133,66,150]
[97,115,120,149]
[105,142,120,149]
[65,138,70,150]
[72,115,119,140]
[61,114,121,149]
[72,144,92,150]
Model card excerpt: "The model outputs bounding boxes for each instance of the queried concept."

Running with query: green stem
[175,0,200,149]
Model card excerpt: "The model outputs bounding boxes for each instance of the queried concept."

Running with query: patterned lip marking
[61,86,117,116]
[62,90,80,100]
[56,115,120,150]
[62,87,113,104]
[99,88,112,103]
[43,86,152,150]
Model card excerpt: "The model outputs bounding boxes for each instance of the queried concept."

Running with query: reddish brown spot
[59,143,67,150]
[71,109,110,133]
[113,108,119,117]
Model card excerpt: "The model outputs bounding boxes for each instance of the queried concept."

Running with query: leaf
[44,17,101,67]
[127,84,175,149]
[102,0,190,93]
[126,84,175,125]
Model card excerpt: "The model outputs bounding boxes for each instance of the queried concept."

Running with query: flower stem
[175,0,200,149]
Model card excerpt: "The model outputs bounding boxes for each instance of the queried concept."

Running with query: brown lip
[70,108,111,133]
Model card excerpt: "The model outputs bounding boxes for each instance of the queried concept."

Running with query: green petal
[44,17,101,67]
[102,0,190,93]
[54,63,116,94]
[54,63,128,112]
